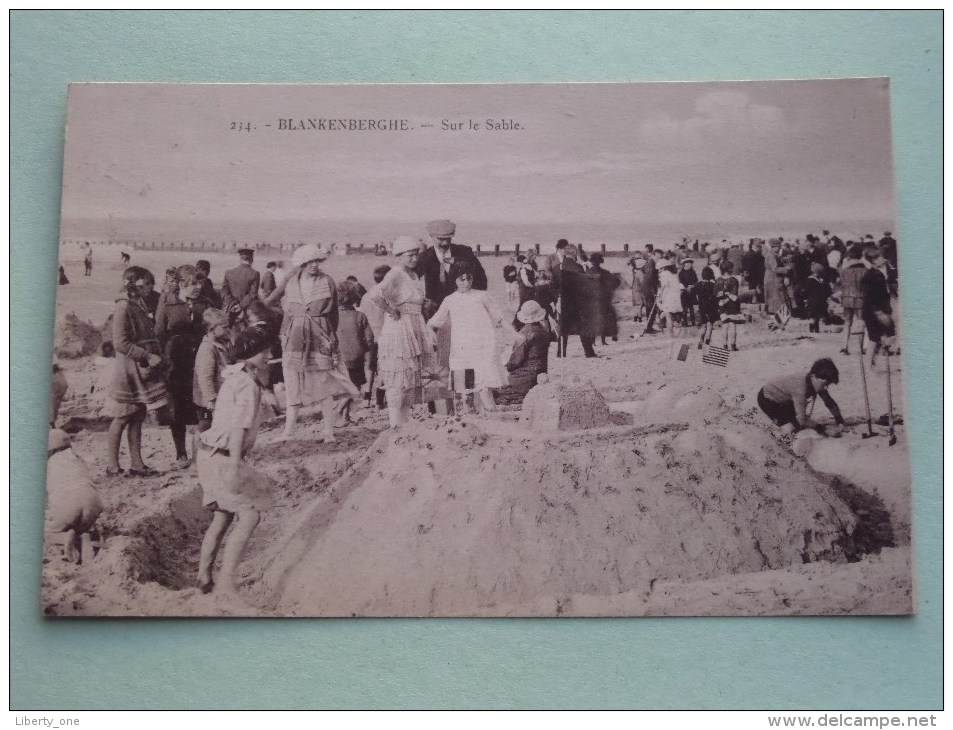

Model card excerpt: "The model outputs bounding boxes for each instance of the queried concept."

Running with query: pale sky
[61,79,895,226]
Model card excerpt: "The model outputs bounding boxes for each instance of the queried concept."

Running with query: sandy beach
[42,245,913,617]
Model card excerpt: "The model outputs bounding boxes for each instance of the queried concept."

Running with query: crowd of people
[51,221,901,594]
[625,231,899,355]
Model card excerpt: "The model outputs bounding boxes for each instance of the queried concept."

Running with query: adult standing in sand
[105,266,168,477]
[194,325,278,596]
[221,248,261,318]
[264,244,358,441]
[838,244,867,355]
[82,242,93,276]
[371,236,441,428]
[762,239,789,315]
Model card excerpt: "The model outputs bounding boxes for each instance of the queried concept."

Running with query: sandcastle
[519,377,611,431]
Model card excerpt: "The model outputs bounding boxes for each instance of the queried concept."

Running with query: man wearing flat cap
[221,248,261,316]
[416,219,487,308]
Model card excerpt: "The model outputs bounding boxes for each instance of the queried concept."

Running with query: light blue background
[11,11,941,709]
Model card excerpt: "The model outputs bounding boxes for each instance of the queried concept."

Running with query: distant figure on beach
[58,265,69,285]
[82,243,93,276]
[221,248,261,318]
[120,251,131,265]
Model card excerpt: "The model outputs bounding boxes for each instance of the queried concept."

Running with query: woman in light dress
[427,260,512,413]
[264,243,358,440]
[369,236,441,428]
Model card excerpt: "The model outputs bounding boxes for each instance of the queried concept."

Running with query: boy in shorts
[195,323,277,596]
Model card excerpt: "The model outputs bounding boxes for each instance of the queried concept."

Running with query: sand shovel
[639,302,659,338]
[856,332,877,439]
[884,345,897,446]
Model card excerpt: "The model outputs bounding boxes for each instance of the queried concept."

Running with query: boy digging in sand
[195,322,277,596]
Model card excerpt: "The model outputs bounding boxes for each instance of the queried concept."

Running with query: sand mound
[54,313,103,359]
[259,416,858,616]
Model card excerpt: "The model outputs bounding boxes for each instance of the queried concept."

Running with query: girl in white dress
[427,260,512,413]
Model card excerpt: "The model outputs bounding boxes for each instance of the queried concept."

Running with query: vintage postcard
[44,80,912,617]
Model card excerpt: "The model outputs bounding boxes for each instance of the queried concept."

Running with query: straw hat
[516,300,548,324]
[292,243,329,268]
[392,236,420,256]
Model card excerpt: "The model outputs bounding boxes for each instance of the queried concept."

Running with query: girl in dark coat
[678,258,699,326]
[694,266,720,348]
[155,265,210,468]
[801,262,832,333]
[105,267,167,477]
[496,301,550,405]
[716,260,744,351]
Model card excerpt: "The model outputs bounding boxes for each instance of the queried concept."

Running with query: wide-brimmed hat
[427,219,456,238]
[516,300,548,324]
[292,243,329,268]
[392,236,420,256]
[681,258,694,266]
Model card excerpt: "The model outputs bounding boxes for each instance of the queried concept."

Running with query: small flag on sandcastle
[702,344,730,368]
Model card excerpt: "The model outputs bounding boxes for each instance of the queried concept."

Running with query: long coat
[221,264,261,311]
[557,262,606,338]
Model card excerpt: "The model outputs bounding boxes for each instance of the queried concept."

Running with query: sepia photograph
[44,79,912,617]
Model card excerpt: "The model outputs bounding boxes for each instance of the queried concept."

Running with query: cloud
[638,90,790,159]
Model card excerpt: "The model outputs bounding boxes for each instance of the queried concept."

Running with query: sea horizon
[59,216,896,252]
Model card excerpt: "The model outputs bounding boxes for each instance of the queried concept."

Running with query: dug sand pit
[259,416,859,616]
[520,379,610,431]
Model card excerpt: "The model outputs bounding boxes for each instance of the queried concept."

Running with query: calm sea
[60,217,895,253]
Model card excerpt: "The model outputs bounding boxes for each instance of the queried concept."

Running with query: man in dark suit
[416,219,487,309]
[221,248,261,316]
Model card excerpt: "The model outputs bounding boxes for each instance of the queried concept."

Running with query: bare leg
[197,510,234,588]
[283,404,299,437]
[478,388,496,412]
[127,411,146,470]
[106,417,128,471]
[388,403,411,429]
[217,509,260,594]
